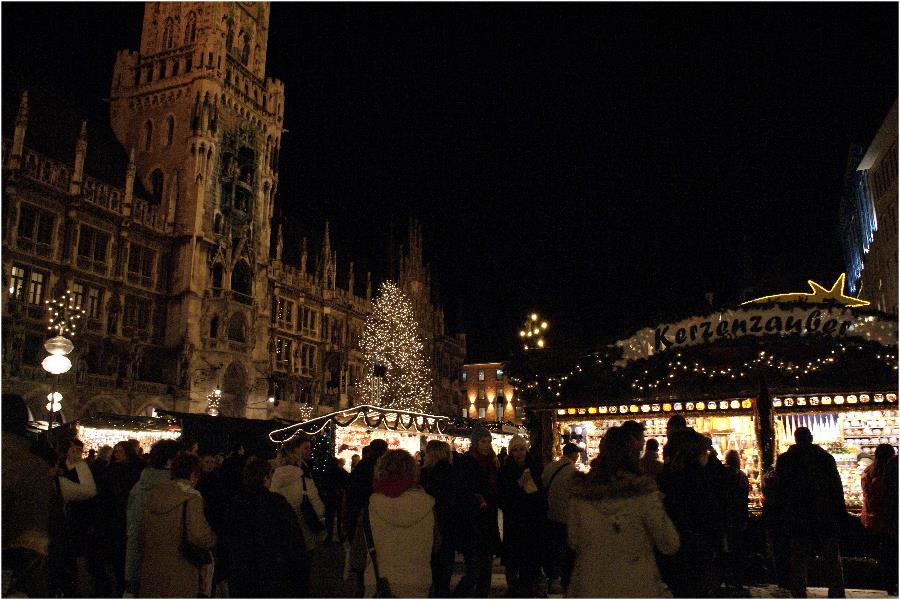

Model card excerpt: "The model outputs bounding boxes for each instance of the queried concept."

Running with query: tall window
[165,116,175,146]
[77,226,110,272]
[184,12,197,43]
[27,271,45,305]
[17,204,54,252]
[149,170,164,204]
[496,386,504,402]
[127,244,156,288]
[496,368,504,380]
[143,120,153,150]
[71,283,85,310]
[241,35,250,65]
[9,266,26,300]
[87,287,102,320]
[123,295,151,331]
[478,369,485,381]
[231,261,252,297]
[462,371,468,383]
[478,407,486,419]
[209,315,219,338]
[227,313,246,342]
[301,343,317,375]
[300,306,319,338]
[162,18,175,49]
[478,386,486,400]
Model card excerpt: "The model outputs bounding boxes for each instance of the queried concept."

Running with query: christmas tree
[359,281,431,413]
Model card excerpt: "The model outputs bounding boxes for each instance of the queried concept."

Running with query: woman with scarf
[452,425,501,597]
[498,435,545,597]
[348,449,436,597]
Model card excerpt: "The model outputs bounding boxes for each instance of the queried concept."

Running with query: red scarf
[470,449,498,492]
[373,474,417,498]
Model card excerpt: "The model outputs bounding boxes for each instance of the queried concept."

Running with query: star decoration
[742,273,870,307]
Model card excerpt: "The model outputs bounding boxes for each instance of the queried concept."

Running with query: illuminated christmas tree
[359,281,431,413]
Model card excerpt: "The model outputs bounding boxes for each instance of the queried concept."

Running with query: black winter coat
[497,456,545,568]
[346,454,379,536]
[421,460,456,550]
[452,451,501,556]
[224,486,308,598]
[774,442,847,536]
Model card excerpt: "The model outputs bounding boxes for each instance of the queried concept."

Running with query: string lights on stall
[358,281,431,413]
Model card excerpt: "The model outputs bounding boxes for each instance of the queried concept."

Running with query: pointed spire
[8,91,29,171]
[275,222,284,261]
[123,147,135,217]
[322,220,331,254]
[348,261,355,295]
[300,237,308,273]
[366,271,373,301]
[70,120,88,195]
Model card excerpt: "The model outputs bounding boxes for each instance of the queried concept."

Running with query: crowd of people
[2,389,898,598]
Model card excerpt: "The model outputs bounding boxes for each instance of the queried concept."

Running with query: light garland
[358,281,431,413]
[46,290,86,337]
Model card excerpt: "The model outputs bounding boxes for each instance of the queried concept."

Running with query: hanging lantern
[42,354,72,375]
[44,335,74,356]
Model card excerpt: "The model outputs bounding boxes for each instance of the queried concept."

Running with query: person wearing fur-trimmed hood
[567,426,679,598]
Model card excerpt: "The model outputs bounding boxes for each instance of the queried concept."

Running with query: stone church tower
[109,2,285,414]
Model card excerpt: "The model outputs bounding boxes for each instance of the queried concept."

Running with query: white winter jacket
[567,472,680,598]
[270,464,325,551]
[363,488,435,598]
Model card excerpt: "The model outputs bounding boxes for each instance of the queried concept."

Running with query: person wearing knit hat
[499,433,544,597]
[452,424,500,597]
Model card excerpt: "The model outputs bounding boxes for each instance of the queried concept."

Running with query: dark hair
[562,442,581,457]
[242,457,273,488]
[645,438,659,453]
[794,427,813,444]
[180,437,199,453]
[148,439,181,469]
[369,438,388,458]
[589,426,639,483]
[114,440,140,465]
[621,420,645,440]
[871,444,896,478]
[66,438,85,450]
[725,449,741,469]
[667,415,687,432]
[171,453,201,480]
[668,429,709,471]
[1,393,30,435]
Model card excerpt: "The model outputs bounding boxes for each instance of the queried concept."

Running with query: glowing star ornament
[359,281,431,413]
[742,274,870,308]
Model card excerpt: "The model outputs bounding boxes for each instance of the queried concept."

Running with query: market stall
[525,276,898,511]
[269,404,455,472]
[75,412,182,454]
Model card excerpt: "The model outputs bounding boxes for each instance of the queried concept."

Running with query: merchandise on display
[76,424,181,454]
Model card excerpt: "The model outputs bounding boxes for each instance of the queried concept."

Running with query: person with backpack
[541,442,580,595]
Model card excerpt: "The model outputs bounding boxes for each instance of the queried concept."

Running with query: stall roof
[269,404,453,443]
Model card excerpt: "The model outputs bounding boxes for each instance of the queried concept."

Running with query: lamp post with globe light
[518,312,549,351]
[42,290,84,444]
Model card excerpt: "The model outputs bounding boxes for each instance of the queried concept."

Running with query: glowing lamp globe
[44,336,74,356]
[46,391,63,403]
[46,392,63,412]
[41,354,72,375]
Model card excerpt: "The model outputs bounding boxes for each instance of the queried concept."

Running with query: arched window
[165,116,175,146]
[209,315,219,339]
[227,312,246,342]
[143,120,153,150]
[241,35,250,65]
[162,18,175,50]
[149,170,164,204]
[230,260,251,296]
[184,12,197,43]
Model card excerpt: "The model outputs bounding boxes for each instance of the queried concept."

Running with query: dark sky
[3,3,897,361]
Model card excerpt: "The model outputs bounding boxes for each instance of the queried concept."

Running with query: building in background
[841,100,898,314]
[2,1,464,423]
[462,362,524,424]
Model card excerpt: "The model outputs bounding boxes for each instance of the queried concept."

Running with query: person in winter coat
[2,393,51,598]
[639,439,664,478]
[347,439,389,539]
[657,428,725,598]
[348,449,436,598]
[320,455,351,543]
[721,450,750,593]
[225,458,309,597]
[139,453,217,598]
[861,444,898,595]
[498,434,545,597]
[775,427,847,598]
[270,436,326,553]
[452,425,501,597]
[568,426,680,598]
[56,437,98,597]
[542,442,580,595]
[421,440,456,598]
[124,439,180,596]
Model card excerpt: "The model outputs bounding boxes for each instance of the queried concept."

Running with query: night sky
[3,3,897,361]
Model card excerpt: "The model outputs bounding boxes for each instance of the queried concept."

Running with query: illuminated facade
[462,362,523,424]
[1,1,464,423]
[841,100,897,314]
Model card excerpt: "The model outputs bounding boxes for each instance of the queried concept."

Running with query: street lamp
[42,291,83,443]
[519,312,549,351]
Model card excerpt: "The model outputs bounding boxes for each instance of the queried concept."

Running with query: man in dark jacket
[345,439,388,539]
[774,427,847,598]
[225,458,308,597]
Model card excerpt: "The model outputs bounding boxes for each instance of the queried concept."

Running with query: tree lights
[207,389,222,416]
[359,281,431,413]
[520,312,549,351]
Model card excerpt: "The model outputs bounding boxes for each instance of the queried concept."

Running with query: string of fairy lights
[46,290,86,336]
[358,281,431,413]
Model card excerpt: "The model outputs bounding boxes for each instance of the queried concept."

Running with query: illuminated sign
[742,274,870,308]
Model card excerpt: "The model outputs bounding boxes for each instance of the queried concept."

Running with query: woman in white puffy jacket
[567,426,680,598]
[348,449,436,598]
[270,435,326,552]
